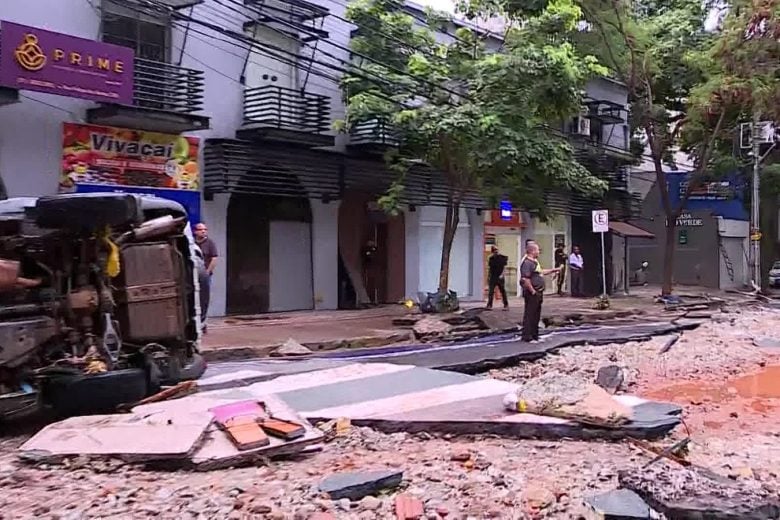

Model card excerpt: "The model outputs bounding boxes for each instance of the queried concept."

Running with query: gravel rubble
[1,307,778,519]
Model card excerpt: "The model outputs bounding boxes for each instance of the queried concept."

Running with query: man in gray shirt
[520,242,560,342]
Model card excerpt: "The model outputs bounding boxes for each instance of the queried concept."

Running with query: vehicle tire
[179,353,207,381]
[42,368,148,417]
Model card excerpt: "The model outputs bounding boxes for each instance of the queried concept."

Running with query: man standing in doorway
[554,243,567,295]
[520,242,560,342]
[194,222,218,331]
[569,245,584,297]
[486,246,509,310]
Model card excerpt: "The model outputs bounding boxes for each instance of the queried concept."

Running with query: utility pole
[750,112,761,288]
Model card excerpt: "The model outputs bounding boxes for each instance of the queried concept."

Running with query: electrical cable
[125,0,697,172]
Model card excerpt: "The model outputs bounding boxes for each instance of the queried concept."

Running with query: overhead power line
[124,0,690,170]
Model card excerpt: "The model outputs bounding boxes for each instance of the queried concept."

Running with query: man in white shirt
[569,245,584,297]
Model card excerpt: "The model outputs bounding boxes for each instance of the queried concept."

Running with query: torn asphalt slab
[618,463,780,520]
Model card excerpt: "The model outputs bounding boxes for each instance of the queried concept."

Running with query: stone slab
[318,469,403,500]
[585,489,658,519]
[200,363,414,405]
[300,379,515,419]
[202,358,349,383]
[754,337,780,350]
[277,367,476,413]
[19,409,213,463]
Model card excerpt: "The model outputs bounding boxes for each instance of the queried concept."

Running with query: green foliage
[341,0,608,211]
[340,0,611,290]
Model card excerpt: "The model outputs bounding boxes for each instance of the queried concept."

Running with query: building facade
[628,172,751,290]
[0,0,633,316]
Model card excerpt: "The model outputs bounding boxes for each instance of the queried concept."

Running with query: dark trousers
[570,268,584,297]
[486,277,508,308]
[522,292,543,341]
[556,264,566,294]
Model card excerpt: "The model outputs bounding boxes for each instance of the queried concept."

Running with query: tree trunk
[438,198,461,292]
[661,217,677,296]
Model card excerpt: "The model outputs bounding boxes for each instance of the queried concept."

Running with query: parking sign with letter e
[592,209,609,233]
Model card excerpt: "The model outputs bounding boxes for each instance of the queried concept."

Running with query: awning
[609,221,655,239]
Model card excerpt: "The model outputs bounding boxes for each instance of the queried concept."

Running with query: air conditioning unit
[739,121,777,149]
[574,115,591,137]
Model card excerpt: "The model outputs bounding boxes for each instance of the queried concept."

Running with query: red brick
[395,494,424,519]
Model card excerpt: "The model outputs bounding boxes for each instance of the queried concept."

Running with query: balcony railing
[132,58,205,114]
[243,85,330,135]
[349,118,399,147]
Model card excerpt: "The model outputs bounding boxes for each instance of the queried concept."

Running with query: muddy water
[647,366,780,401]
[645,366,780,432]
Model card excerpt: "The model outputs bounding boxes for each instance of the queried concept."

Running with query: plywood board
[19,410,213,462]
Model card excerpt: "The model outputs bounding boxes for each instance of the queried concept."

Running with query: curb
[201,331,414,362]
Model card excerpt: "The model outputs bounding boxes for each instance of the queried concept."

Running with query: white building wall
[310,199,340,310]
[413,205,479,299]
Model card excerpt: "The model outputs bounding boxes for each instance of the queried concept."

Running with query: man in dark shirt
[194,222,218,330]
[520,242,560,342]
[486,246,509,310]
[554,243,567,296]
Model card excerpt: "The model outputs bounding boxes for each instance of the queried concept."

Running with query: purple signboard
[0,21,134,104]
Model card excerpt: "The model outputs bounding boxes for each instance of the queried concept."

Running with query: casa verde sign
[666,213,704,227]
[0,21,134,104]
[676,213,703,227]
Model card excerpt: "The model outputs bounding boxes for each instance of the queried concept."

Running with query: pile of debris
[17,391,323,471]
[587,461,780,519]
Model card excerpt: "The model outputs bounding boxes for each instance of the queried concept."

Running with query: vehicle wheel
[42,368,148,417]
[179,353,207,381]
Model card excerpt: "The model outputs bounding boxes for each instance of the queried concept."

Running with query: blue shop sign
[665,171,748,221]
[73,183,201,226]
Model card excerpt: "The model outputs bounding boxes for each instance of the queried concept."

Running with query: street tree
[682,0,780,288]
[340,0,608,293]
[565,0,725,296]
[466,0,723,295]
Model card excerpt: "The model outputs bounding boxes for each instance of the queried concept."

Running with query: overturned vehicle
[0,193,206,419]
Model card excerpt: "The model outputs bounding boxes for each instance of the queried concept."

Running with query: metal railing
[132,58,205,114]
[243,85,330,134]
[349,118,399,147]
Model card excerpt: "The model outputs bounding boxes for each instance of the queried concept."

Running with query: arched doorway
[226,171,313,315]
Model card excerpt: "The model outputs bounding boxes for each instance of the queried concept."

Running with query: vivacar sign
[0,21,134,104]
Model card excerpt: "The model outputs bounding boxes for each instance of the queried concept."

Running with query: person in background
[486,246,509,310]
[520,242,560,343]
[554,242,567,295]
[362,240,378,304]
[569,245,584,297]
[194,222,218,331]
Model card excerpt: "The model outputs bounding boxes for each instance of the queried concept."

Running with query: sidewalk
[200,285,727,361]
[201,307,412,360]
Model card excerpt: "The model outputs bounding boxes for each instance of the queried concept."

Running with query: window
[101,1,169,62]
